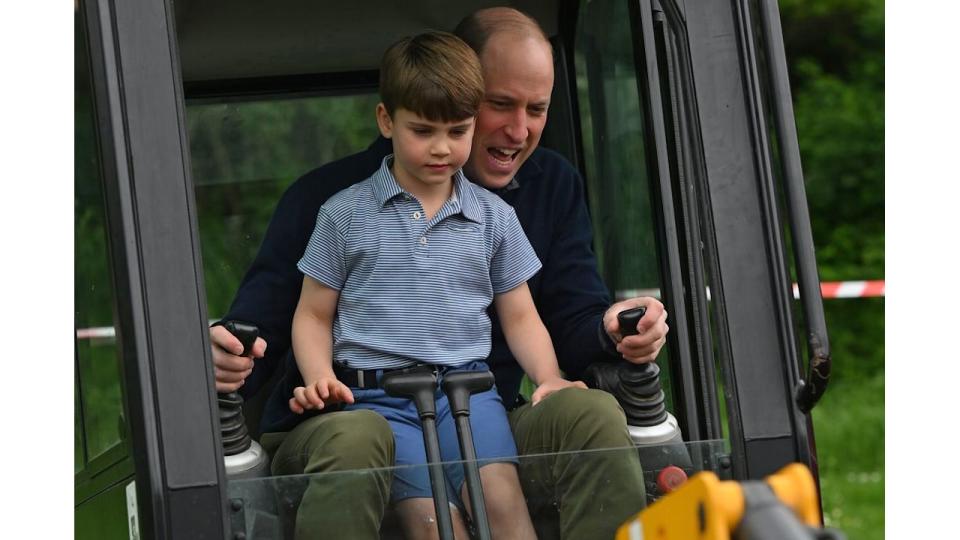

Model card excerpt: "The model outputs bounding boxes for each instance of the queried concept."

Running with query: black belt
[333,363,437,390]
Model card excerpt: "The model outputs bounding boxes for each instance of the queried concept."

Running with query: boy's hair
[379,31,484,122]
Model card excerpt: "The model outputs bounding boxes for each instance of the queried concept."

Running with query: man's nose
[503,108,529,142]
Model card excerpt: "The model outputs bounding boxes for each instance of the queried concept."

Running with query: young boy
[289,31,585,539]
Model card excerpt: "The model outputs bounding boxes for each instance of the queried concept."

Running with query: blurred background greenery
[781,0,884,538]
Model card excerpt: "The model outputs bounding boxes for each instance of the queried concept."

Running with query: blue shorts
[343,361,518,505]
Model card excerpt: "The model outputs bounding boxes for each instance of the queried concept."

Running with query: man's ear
[376,103,393,138]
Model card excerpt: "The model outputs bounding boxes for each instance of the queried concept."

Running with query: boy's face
[464,33,554,190]
[376,104,475,192]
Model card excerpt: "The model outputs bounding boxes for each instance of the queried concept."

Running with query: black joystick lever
[219,321,259,456]
[442,371,495,540]
[615,307,669,426]
[582,307,692,502]
[617,306,646,338]
[382,369,456,540]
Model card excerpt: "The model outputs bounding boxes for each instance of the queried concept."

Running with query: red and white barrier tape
[804,280,885,299]
[76,319,220,341]
[615,280,885,301]
[76,281,884,341]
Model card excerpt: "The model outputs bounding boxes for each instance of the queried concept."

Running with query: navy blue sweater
[225,137,619,433]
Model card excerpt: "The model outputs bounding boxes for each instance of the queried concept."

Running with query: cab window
[188,94,380,315]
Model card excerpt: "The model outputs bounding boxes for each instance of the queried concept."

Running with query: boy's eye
[451,129,468,137]
[412,128,431,135]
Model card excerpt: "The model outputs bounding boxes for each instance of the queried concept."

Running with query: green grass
[812,369,884,539]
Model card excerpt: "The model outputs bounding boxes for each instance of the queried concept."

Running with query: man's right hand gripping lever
[210,321,268,393]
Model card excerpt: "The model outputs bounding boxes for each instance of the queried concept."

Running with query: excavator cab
[75,0,832,537]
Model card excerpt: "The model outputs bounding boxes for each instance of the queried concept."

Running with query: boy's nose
[431,140,451,156]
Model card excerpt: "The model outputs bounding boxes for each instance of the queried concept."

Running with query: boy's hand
[289,377,355,414]
[531,377,587,406]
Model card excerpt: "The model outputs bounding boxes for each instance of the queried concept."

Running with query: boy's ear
[375,103,393,138]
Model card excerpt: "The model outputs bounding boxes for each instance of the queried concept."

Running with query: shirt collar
[453,169,483,224]
[370,156,405,206]
[371,155,483,224]
[494,150,541,195]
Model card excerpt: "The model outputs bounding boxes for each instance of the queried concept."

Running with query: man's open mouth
[489,147,521,167]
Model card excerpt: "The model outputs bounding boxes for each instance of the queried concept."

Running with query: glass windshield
[75,7,126,469]
[226,439,728,539]
[187,94,381,317]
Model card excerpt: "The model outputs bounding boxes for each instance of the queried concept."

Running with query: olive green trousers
[262,387,646,539]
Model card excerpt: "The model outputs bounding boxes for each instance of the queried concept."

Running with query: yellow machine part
[614,463,822,540]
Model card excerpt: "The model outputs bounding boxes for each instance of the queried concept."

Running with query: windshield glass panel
[226,440,728,539]
[187,94,381,317]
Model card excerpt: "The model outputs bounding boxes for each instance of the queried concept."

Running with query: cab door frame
[81,0,228,536]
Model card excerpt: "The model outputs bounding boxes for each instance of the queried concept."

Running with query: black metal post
[382,370,456,540]
[441,371,495,540]
[755,0,832,414]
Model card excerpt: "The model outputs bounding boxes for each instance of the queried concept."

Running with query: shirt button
[413,211,422,220]
[419,237,428,245]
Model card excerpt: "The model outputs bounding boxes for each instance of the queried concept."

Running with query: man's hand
[210,324,268,393]
[530,377,588,406]
[602,297,669,364]
[289,377,355,414]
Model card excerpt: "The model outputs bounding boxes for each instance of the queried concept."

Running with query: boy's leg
[394,498,470,540]
[263,409,394,539]
[508,387,647,540]
[462,462,536,539]
[350,387,467,539]
[437,380,535,538]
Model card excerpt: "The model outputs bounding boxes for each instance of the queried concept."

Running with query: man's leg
[508,387,646,540]
[263,409,395,539]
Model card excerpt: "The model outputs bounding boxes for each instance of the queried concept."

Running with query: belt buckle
[357,369,366,388]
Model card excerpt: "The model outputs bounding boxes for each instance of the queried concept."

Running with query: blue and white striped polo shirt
[297,156,542,370]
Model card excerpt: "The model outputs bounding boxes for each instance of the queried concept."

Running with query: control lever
[382,369,456,540]
[616,307,668,426]
[442,371,495,540]
[218,321,269,479]
[583,306,692,501]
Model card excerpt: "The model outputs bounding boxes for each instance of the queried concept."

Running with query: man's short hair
[379,31,484,122]
[453,7,550,56]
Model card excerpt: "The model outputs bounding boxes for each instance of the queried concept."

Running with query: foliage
[781,0,885,280]
[780,1,884,538]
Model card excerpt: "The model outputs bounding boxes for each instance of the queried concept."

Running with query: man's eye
[529,107,547,117]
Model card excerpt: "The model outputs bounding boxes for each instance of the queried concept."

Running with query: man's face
[464,33,554,190]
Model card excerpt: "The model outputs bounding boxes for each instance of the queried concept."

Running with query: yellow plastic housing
[614,463,822,540]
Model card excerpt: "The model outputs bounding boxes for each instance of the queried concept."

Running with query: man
[211,7,669,539]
